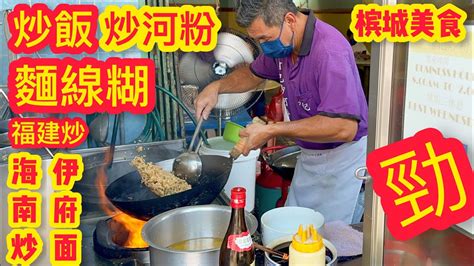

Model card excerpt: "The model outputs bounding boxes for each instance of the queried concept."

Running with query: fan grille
[178,29,263,117]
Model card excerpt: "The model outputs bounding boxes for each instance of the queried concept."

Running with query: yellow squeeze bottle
[289,224,325,266]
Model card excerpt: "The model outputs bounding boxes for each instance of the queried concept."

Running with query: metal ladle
[172,117,204,185]
[89,113,109,145]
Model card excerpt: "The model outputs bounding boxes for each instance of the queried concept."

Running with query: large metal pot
[142,205,258,265]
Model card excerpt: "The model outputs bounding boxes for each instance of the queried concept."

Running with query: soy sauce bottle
[219,187,255,266]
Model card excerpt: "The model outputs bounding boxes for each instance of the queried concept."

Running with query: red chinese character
[10,232,39,261]
[438,8,462,38]
[411,8,434,38]
[53,234,78,261]
[52,158,79,187]
[367,128,474,240]
[354,8,382,38]
[7,152,42,190]
[54,195,78,224]
[104,9,140,46]
[383,9,409,38]
[13,195,36,223]
[49,153,84,191]
[11,157,38,186]
[142,11,177,47]
[180,10,216,46]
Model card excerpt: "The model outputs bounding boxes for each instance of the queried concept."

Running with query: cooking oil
[168,237,223,251]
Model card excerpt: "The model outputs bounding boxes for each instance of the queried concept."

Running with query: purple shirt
[250,11,368,150]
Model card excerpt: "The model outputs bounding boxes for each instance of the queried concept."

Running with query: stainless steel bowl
[142,205,258,266]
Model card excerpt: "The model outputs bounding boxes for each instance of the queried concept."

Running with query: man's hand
[239,123,273,156]
[194,81,220,120]
[193,66,263,120]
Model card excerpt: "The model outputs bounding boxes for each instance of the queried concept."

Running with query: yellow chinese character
[380,151,432,227]
[61,64,103,108]
[14,64,57,107]
[78,65,102,108]
[61,120,86,145]
[7,152,43,190]
[13,8,52,48]
[421,142,466,215]
[50,191,82,228]
[55,10,94,48]
[10,120,36,146]
[8,190,42,228]
[6,229,43,265]
[48,153,84,191]
[106,64,121,107]
[134,65,149,107]
[35,65,58,106]
[394,189,434,227]
[50,229,82,266]
[15,64,37,107]
[106,64,149,107]
[380,141,468,227]
[38,120,61,145]
[61,65,79,107]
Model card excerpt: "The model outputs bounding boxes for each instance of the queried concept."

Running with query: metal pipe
[362,0,396,264]
[155,86,208,145]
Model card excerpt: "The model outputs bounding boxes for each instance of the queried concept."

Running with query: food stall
[0,0,472,265]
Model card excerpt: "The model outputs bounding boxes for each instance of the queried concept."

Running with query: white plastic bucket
[260,207,325,246]
[199,137,259,212]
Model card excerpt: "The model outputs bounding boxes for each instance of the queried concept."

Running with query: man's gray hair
[236,0,298,28]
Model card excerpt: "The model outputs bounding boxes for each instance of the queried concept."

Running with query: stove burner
[93,218,150,265]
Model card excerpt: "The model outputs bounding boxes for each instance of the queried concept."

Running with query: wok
[262,146,301,180]
[105,155,233,221]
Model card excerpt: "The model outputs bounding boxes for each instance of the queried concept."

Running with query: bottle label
[227,231,253,252]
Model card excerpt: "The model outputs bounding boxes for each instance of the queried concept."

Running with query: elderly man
[195,0,368,224]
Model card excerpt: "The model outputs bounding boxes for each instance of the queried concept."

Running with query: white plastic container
[199,137,259,212]
[260,207,325,246]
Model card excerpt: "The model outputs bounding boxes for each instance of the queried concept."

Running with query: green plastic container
[223,121,244,144]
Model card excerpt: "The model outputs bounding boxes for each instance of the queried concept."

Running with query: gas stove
[81,192,230,266]
[93,217,150,265]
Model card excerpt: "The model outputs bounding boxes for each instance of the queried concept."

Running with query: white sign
[403,25,473,235]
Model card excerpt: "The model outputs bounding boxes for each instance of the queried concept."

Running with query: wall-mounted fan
[178,29,262,122]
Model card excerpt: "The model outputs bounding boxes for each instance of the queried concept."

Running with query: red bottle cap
[230,187,246,208]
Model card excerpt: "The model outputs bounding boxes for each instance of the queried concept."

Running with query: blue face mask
[260,22,294,58]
